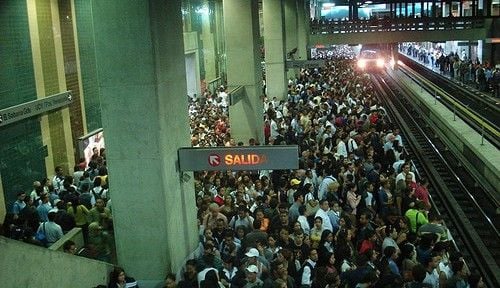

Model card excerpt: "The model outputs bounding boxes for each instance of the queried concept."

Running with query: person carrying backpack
[298,248,318,287]
[90,177,108,205]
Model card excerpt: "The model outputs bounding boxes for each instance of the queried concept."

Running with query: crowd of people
[400,43,500,96]
[2,45,488,287]
[2,148,115,263]
[174,48,485,288]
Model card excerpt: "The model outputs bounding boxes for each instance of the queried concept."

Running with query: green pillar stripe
[35,0,68,169]
[74,0,102,132]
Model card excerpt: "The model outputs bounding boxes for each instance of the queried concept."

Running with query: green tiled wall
[74,0,102,132]
[0,1,46,207]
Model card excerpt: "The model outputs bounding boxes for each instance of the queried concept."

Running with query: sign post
[178,145,299,171]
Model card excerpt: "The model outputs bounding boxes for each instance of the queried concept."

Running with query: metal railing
[310,16,485,34]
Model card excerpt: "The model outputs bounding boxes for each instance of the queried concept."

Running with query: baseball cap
[245,248,259,258]
[246,264,258,273]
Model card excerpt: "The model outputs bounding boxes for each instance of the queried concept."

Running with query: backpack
[296,260,316,287]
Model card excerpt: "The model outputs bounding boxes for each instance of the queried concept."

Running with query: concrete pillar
[391,43,399,70]
[263,0,288,100]
[297,0,310,61]
[223,0,264,144]
[90,0,198,283]
[285,0,298,79]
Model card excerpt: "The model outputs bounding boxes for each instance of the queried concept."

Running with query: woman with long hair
[108,266,138,288]
[318,230,335,260]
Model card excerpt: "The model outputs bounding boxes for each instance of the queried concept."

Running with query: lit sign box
[178,145,299,171]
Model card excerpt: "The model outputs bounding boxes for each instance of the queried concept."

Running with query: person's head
[95,198,105,209]
[93,177,102,188]
[48,211,57,222]
[402,163,411,174]
[202,270,219,287]
[63,240,77,254]
[385,225,398,240]
[331,201,341,212]
[314,216,323,228]
[320,230,334,244]
[293,190,303,203]
[203,241,216,256]
[364,248,379,262]
[279,211,289,225]
[55,166,63,176]
[110,267,126,284]
[468,272,485,288]
[268,234,277,247]
[237,206,247,218]
[320,199,329,211]
[184,259,197,279]
[245,264,259,282]
[17,191,26,201]
[273,278,287,288]
[279,227,289,241]
[208,203,220,217]
[164,273,176,288]
[298,205,307,216]
[423,252,441,271]
[428,212,442,224]
[383,245,398,260]
[411,264,427,283]
[358,211,371,226]
[401,243,416,260]
[308,248,319,262]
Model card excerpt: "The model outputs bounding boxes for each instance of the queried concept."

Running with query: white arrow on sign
[208,154,221,166]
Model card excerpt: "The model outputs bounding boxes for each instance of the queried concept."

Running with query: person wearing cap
[244,264,263,287]
[287,178,301,205]
[244,247,268,279]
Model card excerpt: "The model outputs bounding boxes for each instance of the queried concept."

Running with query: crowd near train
[2,45,486,288]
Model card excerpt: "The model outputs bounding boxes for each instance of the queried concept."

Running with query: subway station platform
[387,65,500,203]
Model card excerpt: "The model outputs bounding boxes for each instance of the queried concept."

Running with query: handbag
[35,223,48,246]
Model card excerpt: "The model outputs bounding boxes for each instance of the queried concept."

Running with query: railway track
[371,72,500,287]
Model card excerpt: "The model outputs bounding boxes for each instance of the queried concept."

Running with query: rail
[373,73,500,287]
[398,62,500,147]
[310,16,485,34]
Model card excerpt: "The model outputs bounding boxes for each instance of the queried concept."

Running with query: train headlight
[376,58,385,67]
[358,59,366,69]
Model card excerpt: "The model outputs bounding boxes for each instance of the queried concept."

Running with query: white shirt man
[315,200,333,232]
